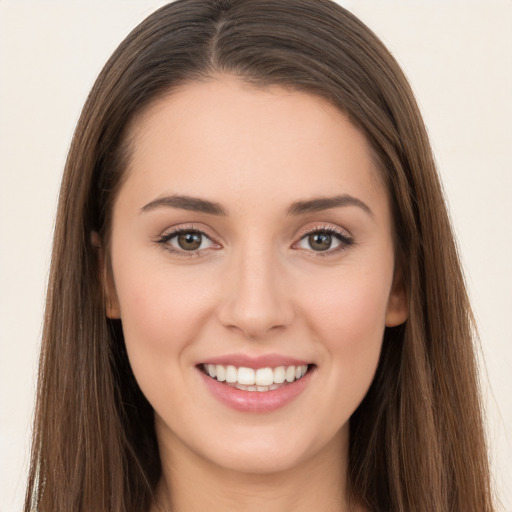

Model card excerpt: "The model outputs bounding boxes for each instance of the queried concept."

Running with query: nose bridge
[219,236,293,338]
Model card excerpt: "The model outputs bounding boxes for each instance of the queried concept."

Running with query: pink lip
[198,364,314,413]
[198,353,310,369]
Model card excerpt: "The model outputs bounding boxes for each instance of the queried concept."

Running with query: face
[104,76,407,476]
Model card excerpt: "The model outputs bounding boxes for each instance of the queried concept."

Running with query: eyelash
[295,226,354,256]
[155,225,218,257]
[155,225,354,258]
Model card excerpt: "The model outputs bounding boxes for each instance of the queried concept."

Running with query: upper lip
[197,353,312,369]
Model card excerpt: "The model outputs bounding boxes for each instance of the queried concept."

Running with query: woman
[24,0,495,510]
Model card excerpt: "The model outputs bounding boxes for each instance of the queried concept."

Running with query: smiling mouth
[200,363,312,392]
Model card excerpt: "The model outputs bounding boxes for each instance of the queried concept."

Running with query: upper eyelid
[296,223,352,240]
[158,224,218,241]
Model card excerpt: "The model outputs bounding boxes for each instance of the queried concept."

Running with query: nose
[217,244,294,340]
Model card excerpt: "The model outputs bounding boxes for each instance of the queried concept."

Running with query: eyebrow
[140,195,227,216]
[140,193,373,218]
[287,194,373,217]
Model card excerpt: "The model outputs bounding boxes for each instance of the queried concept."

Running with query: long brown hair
[25,1,494,510]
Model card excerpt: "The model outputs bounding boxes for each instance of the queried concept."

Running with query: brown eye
[157,228,218,256]
[308,232,333,251]
[295,228,352,254]
[176,232,203,251]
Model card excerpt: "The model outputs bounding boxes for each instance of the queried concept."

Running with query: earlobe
[385,269,408,327]
[91,231,121,319]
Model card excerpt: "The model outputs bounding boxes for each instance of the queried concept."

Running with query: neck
[152,426,361,512]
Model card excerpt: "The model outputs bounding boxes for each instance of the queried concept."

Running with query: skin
[103,76,407,512]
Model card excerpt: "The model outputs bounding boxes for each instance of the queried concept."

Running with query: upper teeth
[203,364,308,386]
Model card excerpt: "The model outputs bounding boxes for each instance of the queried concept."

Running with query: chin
[159,416,349,478]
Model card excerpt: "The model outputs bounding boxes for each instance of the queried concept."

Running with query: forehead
[119,76,388,219]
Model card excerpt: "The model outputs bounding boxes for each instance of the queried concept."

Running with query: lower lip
[199,368,314,413]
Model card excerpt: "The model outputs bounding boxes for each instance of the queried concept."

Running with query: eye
[173,231,206,251]
[295,228,353,254]
[156,228,218,255]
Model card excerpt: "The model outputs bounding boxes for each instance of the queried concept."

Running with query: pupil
[178,232,202,250]
[309,232,332,251]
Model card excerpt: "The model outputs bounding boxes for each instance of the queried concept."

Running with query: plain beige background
[1,1,511,510]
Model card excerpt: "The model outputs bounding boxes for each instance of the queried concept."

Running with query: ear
[385,268,408,327]
[91,232,121,319]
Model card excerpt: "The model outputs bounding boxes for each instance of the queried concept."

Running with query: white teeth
[203,363,310,390]
[255,367,274,386]
[235,383,258,391]
[225,365,237,383]
[273,366,285,384]
[216,365,226,382]
[295,365,308,379]
[237,367,255,385]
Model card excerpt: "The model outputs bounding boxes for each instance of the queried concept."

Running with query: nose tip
[225,310,286,341]
[217,252,294,340]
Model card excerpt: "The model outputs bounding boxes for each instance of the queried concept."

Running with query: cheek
[304,264,391,336]
[299,262,392,381]
[303,273,390,428]
[111,258,218,376]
